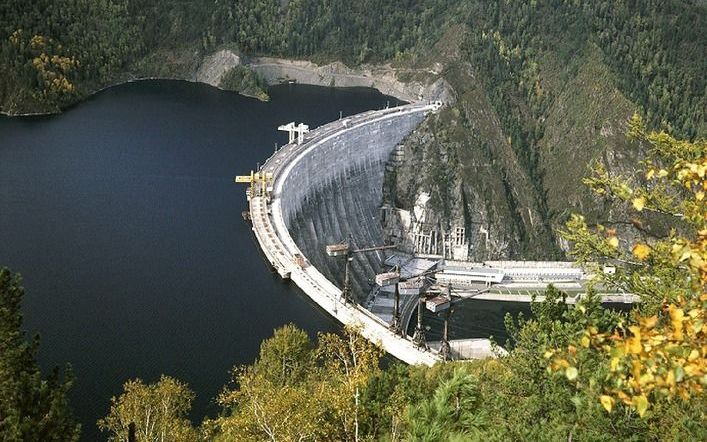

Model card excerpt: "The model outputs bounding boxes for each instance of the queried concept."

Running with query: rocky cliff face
[383,50,648,261]
[247,57,453,103]
[193,50,241,86]
[384,66,554,260]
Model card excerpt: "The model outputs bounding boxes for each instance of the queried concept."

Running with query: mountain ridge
[2,0,704,258]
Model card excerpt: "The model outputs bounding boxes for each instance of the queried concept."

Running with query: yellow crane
[234,170,273,199]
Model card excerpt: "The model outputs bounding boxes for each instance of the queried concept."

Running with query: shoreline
[2,52,451,118]
[246,56,451,104]
[0,76,265,118]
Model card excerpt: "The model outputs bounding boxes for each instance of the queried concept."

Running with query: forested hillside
[2,3,705,440]
[0,0,142,113]
[392,0,705,258]
[2,1,704,130]
[0,0,451,113]
[1,0,704,257]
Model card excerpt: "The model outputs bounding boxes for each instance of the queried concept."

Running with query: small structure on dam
[237,101,503,366]
[278,121,310,144]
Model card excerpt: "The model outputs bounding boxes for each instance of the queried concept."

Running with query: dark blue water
[0,80,403,439]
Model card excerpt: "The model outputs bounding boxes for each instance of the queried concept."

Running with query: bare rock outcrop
[247,57,453,103]
[194,50,241,87]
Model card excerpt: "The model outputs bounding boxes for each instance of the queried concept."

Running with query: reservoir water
[0,80,531,439]
[0,81,402,439]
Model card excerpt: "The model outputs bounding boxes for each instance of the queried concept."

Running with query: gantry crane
[376,266,484,357]
[375,267,440,338]
[426,284,459,360]
[326,237,397,304]
[425,284,490,360]
[235,170,273,200]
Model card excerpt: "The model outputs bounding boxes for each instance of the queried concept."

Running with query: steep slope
[383,1,704,259]
[539,48,639,238]
[387,49,647,259]
[390,64,557,260]
[1,0,704,259]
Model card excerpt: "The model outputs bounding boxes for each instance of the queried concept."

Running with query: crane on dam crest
[235,170,273,200]
[278,121,310,144]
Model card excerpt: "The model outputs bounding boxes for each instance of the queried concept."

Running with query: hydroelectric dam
[240,102,499,365]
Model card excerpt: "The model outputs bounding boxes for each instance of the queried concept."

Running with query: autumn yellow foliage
[9,30,79,102]
[554,113,706,417]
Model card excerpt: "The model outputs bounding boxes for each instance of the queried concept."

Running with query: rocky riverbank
[246,56,453,103]
[1,49,452,117]
[190,49,453,103]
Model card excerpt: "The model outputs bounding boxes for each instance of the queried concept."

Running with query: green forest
[2,0,704,259]
[1,0,705,139]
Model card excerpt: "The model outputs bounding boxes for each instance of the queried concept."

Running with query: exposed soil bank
[190,50,454,103]
[2,49,453,116]
[246,56,453,103]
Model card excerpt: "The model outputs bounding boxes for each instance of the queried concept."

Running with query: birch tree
[98,375,197,442]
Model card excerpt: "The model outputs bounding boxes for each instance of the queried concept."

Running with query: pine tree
[0,268,81,442]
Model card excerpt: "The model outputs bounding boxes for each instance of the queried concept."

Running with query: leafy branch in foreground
[210,324,383,442]
[550,114,705,417]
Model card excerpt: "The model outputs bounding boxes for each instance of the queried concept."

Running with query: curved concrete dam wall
[247,102,497,365]
[284,111,424,298]
[288,165,388,299]
[278,112,422,222]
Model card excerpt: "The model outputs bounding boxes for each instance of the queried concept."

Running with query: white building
[436,266,505,287]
